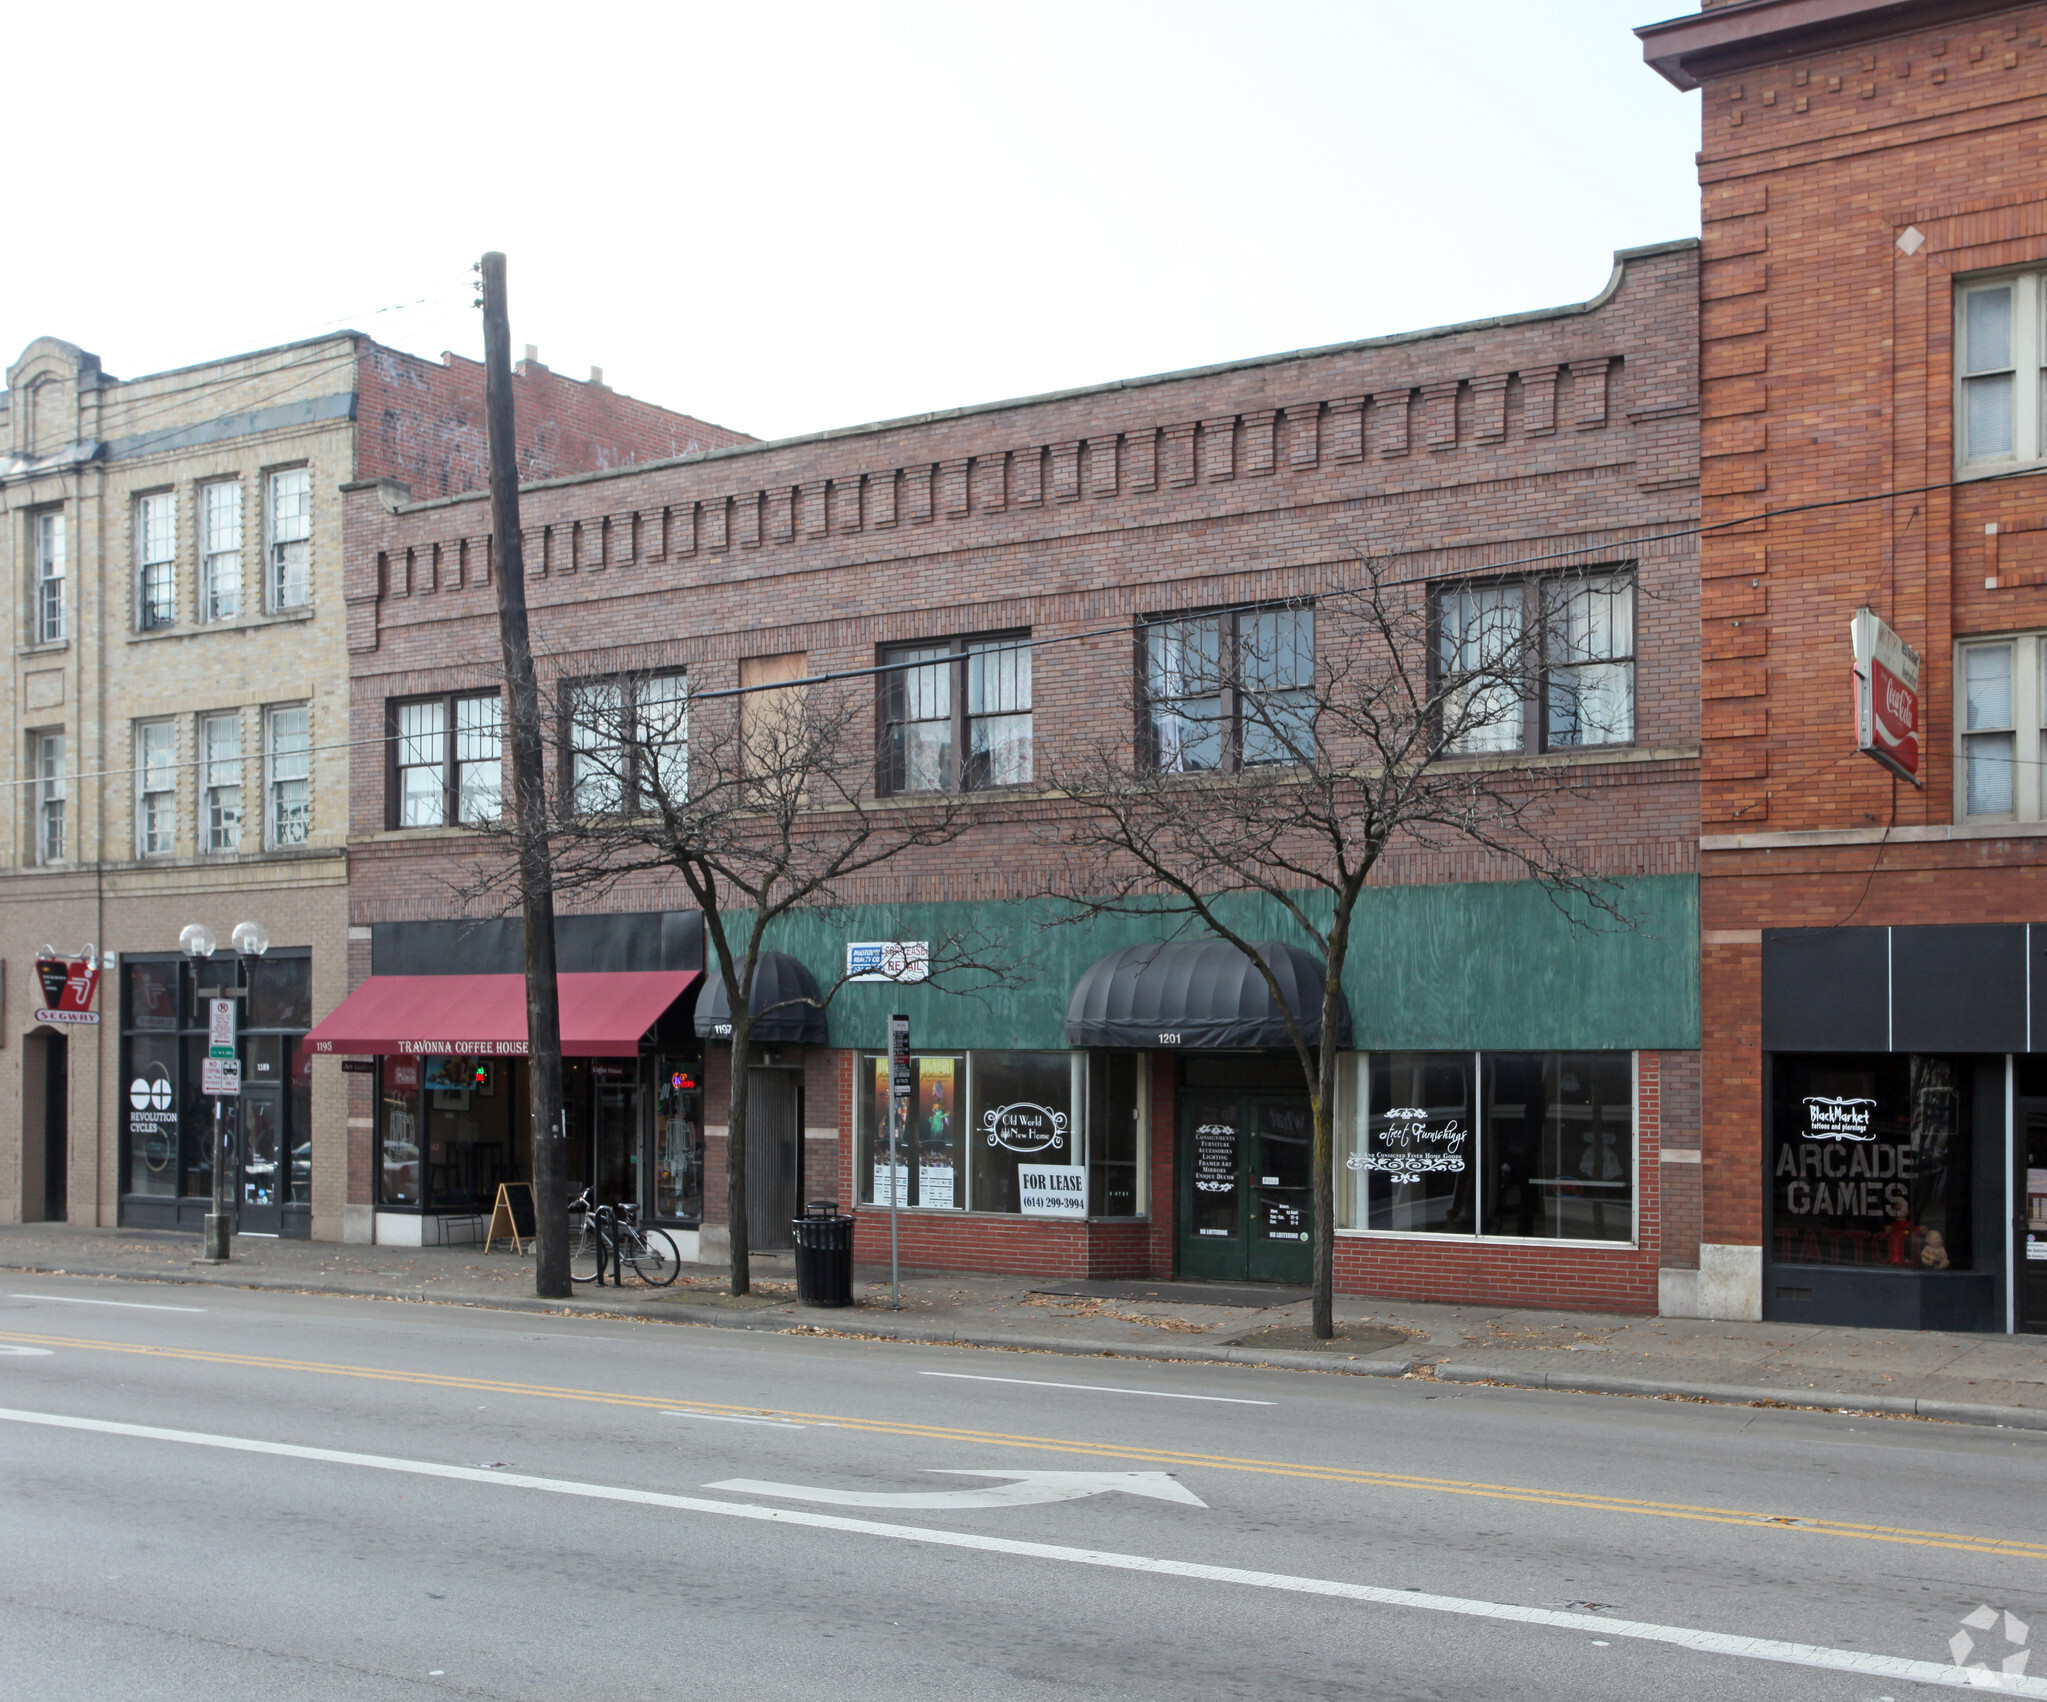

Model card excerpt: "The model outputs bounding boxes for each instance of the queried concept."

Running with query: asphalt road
[0,1276,2043,1701]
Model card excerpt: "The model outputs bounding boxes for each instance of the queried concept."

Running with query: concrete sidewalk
[5,1223,2047,1429]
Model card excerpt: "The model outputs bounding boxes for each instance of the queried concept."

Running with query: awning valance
[695,952,829,1045]
[302,971,697,1058]
[1063,939,1350,1050]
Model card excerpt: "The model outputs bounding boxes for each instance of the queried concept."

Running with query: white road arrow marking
[702,1470,1208,1510]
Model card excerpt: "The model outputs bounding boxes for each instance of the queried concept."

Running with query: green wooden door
[1178,1087,1312,1284]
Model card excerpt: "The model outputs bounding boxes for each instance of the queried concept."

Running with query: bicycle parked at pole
[569,1187,681,1286]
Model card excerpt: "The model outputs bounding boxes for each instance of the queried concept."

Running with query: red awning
[301,972,698,1059]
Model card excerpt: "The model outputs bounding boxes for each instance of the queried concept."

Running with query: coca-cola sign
[1851,607,1922,786]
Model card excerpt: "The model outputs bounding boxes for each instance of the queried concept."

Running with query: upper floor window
[390,692,504,828]
[266,705,311,847]
[202,480,243,622]
[136,721,177,856]
[1959,272,2047,469]
[880,634,1033,794]
[267,468,311,610]
[1957,630,2047,822]
[200,711,243,853]
[34,732,65,864]
[564,673,686,813]
[1140,606,1313,773]
[34,511,65,644]
[1433,571,1635,756]
[137,491,177,631]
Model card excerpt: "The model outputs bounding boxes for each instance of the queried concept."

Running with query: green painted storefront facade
[728,874,1698,1055]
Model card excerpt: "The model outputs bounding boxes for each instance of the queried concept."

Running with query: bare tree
[1050,559,1637,1339]
[463,657,1007,1295]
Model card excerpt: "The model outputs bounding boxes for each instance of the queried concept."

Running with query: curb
[0,1260,1414,1378]
[1432,1361,2047,1431]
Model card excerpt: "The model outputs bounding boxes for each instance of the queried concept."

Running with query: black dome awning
[695,951,829,1045]
[1064,938,1351,1051]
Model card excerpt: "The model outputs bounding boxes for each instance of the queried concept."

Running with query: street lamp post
[184,920,270,1265]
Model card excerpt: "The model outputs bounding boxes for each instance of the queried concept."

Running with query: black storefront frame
[370,1045,707,1231]
[1760,925,2024,1332]
[117,947,314,1238]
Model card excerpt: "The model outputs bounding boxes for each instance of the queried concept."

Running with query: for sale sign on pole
[1852,607,1924,786]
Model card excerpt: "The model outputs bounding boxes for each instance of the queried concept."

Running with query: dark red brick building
[1641,0,2047,1331]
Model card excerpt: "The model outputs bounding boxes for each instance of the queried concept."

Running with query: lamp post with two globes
[181,920,270,1264]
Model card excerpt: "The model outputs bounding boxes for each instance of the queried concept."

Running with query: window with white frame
[267,468,311,610]
[1958,271,2047,470]
[266,705,311,847]
[200,712,243,853]
[1336,1051,1636,1243]
[34,511,65,644]
[137,492,177,631]
[1955,631,2047,821]
[34,732,65,864]
[136,721,177,856]
[201,481,243,621]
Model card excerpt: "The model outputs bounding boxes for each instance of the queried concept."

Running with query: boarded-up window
[740,652,808,777]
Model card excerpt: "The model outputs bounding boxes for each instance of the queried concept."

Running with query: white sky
[5,1,1700,444]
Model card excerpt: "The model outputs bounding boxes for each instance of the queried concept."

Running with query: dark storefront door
[2018,1065,2047,1333]
[746,1069,802,1252]
[1178,1085,1312,1284]
[43,1033,67,1223]
[238,1085,284,1235]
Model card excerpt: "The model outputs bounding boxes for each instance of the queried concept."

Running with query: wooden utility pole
[480,251,570,1299]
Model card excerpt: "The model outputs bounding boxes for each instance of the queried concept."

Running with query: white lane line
[9,1293,205,1313]
[919,1372,1273,1406]
[0,1404,2030,1697]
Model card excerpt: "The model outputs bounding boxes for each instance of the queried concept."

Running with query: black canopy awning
[695,951,830,1045]
[1064,938,1351,1051]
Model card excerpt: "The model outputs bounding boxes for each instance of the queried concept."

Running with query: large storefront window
[856,1051,1140,1216]
[119,953,313,1218]
[376,1055,526,1210]
[1338,1051,1636,1244]
[1769,1054,1972,1270]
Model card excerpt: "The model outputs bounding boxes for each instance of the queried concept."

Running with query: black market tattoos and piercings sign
[1347,1107,1468,1184]
[1803,1096,1876,1141]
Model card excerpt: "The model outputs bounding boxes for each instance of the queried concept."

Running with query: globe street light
[187,921,268,1265]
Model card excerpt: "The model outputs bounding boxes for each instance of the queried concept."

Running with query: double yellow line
[6,1325,2044,1563]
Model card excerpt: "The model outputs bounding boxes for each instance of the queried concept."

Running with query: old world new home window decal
[1851,607,1923,786]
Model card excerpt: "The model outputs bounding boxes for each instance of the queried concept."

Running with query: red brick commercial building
[1640,0,2047,1330]
[327,243,1705,1310]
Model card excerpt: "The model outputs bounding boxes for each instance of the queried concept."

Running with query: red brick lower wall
[827,1046,1669,1312]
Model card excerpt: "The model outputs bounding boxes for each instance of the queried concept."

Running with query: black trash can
[792,1201,855,1307]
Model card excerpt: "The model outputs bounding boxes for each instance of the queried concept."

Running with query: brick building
[0,332,744,1237]
[1640,0,2047,1330]
[327,244,1705,1308]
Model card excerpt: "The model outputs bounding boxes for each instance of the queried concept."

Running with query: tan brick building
[0,333,745,1238]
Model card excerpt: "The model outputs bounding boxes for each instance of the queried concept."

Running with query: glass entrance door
[238,1084,284,1234]
[2018,1061,2047,1332]
[1177,1085,1312,1284]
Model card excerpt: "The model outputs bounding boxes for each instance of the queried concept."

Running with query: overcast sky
[5,1,1700,445]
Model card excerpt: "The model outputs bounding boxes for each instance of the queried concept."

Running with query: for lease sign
[1018,1164,1086,1219]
